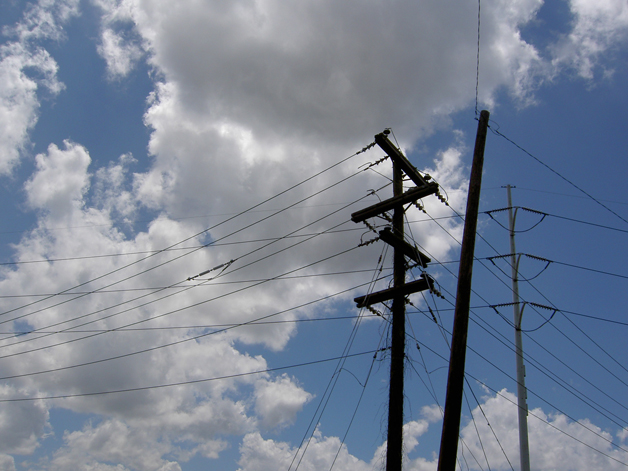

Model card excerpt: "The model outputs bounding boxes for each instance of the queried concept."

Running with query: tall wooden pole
[437,109,490,471]
[386,159,406,471]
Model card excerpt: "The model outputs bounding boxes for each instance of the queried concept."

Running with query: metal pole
[386,159,406,471]
[437,109,490,471]
[506,184,531,471]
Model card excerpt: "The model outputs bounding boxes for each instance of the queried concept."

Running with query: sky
[0,0,627,470]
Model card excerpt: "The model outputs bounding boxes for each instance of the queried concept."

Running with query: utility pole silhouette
[352,130,439,471]
[437,109,490,471]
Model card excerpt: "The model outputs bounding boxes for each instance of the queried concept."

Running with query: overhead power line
[0,350,378,403]
[3,313,378,336]
[484,206,628,234]
[0,268,386,299]
[0,145,372,320]
[0,256,386,378]
[0,184,388,353]
[0,166,380,334]
[488,125,628,225]
[0,228,365,267]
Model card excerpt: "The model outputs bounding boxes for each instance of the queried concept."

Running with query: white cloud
[237,430,374,471]
[24,141,91,219]
[0,386,49,455]
[93,153,138,223]
[92,0,145,79]
[0,0,79,174]
[0,455,16,471]
[2,0,628,468]
[48,419,178,471]
[238,419,436,471]
[129,0,547,145]
[552,0,628,79]
[97,28,144,79]
[0,44,61,174]
[4,0,79,44]
[254,374,313,430]
[459,388,628,471]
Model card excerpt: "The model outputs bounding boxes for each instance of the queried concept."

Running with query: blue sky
[0,0,627,470]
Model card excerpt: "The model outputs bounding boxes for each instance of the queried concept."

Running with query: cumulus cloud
[0,45,61,174]
[91,0,145,79]
[0,0,78,174]
[237,419,436,471]
[97,28,144,79]
[552,0,628,78]
[0,386,49,456]
[2,0,628,468]
[48,419,178,471]
[24,141,91,218]
[0,455,16,471]
[459,388,628,471]
[254,374,313,430]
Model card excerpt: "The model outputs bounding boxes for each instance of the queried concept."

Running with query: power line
[0,185,387,352]
[3,313,378,336]
[0,249,384,377]
[435,283,628,431]
[488,125,628,225]
[0,349,378,403]
[435,202,628,403]
[467,375,628,468]
[0,167,379,334]
[0,268,386,299]
[0,227,364,267]
[403,205,628,433]
[503,186,628,207]
[0,147,371,320]
[0,200,382,241]
[405,318,628,464]
[291,245,389,471]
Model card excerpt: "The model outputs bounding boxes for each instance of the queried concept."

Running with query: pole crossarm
[378,227,431,267]
[350,183,438,223]
[374,132,432,187]
[354,274,434,308]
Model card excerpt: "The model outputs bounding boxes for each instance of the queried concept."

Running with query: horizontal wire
[403,302,628,464]
[4,313,378,336]
[435,281,628,429]
[0,268,387,299]
[0,216,460,268]
[489,124,628,225]
[0,233,369,356]
[467,373,628,468]
[0,349,378,403]
[505,186,628,207]
[0,148,368,320]
[0,200,381,240]
[405,204,628,428]
[0,228,364,267]
[440,203,628,391]
[414,317,628,455]
[0,257,386,379]
[0,183,389,352]
[0,167,376,332]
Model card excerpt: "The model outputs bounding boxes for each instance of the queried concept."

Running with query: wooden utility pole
[387,158,406,471]
[352,131,439,471]
[437,109,490,471]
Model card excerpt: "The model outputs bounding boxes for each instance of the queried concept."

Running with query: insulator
[367,306,384,317]
[363,220,378,233]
